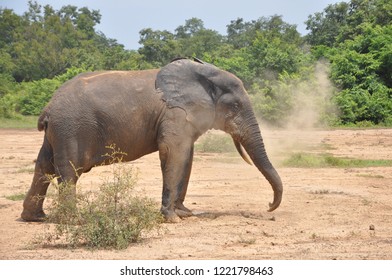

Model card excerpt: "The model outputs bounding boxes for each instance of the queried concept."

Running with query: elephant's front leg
[175,145,194,217]
[159,141,194,223]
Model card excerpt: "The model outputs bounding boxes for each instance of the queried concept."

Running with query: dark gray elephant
[21,58,283,223]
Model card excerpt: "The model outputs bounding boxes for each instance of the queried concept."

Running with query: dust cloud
[259,61,338,162]
[284,60,337,130]
[199,61,338,164]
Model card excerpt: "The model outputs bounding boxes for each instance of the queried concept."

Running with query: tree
[0,1,114,81]
[138,18,224,65]
[177,28,223,58]
[228,16,305,85]
[0,2,134,118]
[226,18,255,49]
[175,18,204,39]
[138,28,179,66]
[227,15,302,49]
[328,24,392,124]
[305,2,350,47]
[306,0,392,125]
[75,7,101,39]
[23,0,43,22]
[0,8,23,49]
[306,0,392,47]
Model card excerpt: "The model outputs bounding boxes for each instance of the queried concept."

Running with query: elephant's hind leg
[49,142,84,211]
[21,138,55,221]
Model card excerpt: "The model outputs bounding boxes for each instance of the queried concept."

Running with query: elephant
[21,58,283,223]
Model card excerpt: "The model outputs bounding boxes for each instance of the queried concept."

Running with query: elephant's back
[40,69,163,161]
[51,69,159,103]
[43,69,160,121]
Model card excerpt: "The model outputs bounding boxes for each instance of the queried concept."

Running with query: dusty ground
[0,128,391,260]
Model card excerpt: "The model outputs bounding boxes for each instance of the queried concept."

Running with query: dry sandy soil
[0,128,391,260]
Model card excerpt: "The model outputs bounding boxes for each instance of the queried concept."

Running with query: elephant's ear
[156,59,221,133]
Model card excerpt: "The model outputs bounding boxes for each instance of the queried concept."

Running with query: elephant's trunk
[237,115,283,212]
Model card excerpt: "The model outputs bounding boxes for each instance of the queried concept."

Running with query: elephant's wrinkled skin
[21,58,283,223]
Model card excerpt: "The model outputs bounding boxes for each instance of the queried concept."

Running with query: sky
[1,0,346,50]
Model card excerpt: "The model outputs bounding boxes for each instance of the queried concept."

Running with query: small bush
[38,145,163,249]
[195,133,236,153]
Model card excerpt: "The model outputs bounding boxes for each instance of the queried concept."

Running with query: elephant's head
[156,58,282,211]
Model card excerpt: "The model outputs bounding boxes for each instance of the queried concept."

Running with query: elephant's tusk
[233,139,253,166]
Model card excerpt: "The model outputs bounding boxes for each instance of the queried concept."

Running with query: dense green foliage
[306,0,392,125]
[0,0,391,126]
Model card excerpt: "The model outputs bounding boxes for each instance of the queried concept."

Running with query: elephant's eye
[233,102,240,111]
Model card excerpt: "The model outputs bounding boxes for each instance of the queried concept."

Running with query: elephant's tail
[37,113,49,132]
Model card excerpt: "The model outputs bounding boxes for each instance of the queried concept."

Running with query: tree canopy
[0,0,391,126]
[306,0,392,125]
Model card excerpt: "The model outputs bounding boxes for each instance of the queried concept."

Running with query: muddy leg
[175,145,194,218]
[53,155,82,210]
[159,141,194,223]
[21,138,54,221]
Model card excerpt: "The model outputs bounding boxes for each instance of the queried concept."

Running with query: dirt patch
[0,128,391,259]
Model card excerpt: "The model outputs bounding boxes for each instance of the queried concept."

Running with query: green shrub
[195,133,236,153]
[0,93,19,118]
[38,145,163,249]
[0,67,87,118]
[5,193,25,201]
[17,78,62,115]
[16,67,87,116]
[283,152,392,168]
[334,85,392,125]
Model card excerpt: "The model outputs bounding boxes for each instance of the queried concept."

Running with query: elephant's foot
[164,211,182,223]
[21,209,46,222]
[175,203,193,218]
[161,207,181,223]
